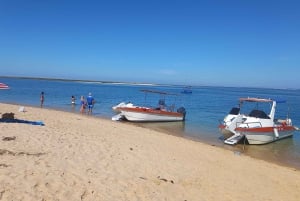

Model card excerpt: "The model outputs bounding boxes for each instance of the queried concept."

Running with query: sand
[1,103,300,201]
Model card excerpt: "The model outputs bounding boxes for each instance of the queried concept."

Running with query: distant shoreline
[1,75,298,90]
[0,75,174,87]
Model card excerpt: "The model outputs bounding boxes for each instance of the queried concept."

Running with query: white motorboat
[220,97,298,145]
[116,106,186,122]
[112,90,186,122]
[112,102,134,113]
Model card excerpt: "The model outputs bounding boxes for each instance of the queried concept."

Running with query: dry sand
[1,103,300,201]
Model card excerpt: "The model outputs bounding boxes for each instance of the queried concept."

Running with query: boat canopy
[239,97,273,103]
[239,97,287,104]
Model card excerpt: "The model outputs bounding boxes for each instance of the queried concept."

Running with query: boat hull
[236,126,295,145]
[220,97,299,145]
[119,107,185,122]
[219,114,244,139]
[218,124,235,139]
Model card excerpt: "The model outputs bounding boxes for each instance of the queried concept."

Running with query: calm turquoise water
[1,77,300,169]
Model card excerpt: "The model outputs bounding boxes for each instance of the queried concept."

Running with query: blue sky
[0,0,299,88]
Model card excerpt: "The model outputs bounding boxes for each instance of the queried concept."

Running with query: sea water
[1,77,300,169]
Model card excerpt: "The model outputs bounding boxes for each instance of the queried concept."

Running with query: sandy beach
[1,103,300,201]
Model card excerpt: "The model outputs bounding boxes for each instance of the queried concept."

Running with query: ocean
[1,77,300,169]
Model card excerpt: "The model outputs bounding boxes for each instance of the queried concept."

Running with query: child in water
[71,95,76,105]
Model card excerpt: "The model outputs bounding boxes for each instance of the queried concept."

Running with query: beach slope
[0,103,300,201]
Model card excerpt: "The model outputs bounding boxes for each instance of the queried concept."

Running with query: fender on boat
[274,128,279,138]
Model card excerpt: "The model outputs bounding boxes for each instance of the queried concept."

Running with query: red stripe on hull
[235,126,295,133]
[118,107,183,117]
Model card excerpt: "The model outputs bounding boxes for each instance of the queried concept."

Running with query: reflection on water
[220,135,300,169]
[133,121,186,137]
[136,121,300,169]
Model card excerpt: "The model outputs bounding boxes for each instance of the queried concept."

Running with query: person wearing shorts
[86,92,95,114]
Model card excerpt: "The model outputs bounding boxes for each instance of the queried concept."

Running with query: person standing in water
[80,96,86,114]
[86,92,95,115]
[71,95,76,112]
[40,92,45,108]
[71,95,76,105]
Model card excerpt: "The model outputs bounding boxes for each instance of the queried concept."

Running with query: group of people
[40,92,96,114]
[79,93,95,114]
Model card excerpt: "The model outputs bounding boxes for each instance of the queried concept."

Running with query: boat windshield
[248,109,270,119]
[229,107,240,115]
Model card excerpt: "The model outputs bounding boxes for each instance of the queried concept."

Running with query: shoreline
[120,117,300,171]
[1,103,300,200]
[2,101,300,171]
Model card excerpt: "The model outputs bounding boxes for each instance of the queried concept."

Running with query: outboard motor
[177,107,186,120]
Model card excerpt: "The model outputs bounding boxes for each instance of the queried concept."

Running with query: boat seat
[168,104,175,112]
[158,99,166,110]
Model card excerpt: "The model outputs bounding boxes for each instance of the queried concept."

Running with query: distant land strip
[0,75,180,87]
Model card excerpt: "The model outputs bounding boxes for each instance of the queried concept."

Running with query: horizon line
[0,75,298,90]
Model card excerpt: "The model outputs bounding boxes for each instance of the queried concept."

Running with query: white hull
[121,110,184,122]
[112,102,134,112]
[219,127,235,139]
[219,114,245,139]
[219,107,243,139]
[245,130,294,145]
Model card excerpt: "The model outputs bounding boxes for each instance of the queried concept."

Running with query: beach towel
[0,118,45,126]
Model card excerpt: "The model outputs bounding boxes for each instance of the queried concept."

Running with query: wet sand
[137,121,300,170]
